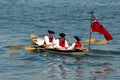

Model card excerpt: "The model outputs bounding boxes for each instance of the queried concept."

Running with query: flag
[91,16,101,32]
[91,22,101,32]
[99,25,113,41]
[91,16,113,41]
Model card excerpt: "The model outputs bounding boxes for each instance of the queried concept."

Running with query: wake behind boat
[30,34,89,56]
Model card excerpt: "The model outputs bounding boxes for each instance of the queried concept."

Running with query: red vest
[75,42,82,48]
[44,34,53,44]
[58,38,65,47]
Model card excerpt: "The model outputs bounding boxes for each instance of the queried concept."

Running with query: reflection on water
[74,66,84,77]
[47,64,67,80]
[9,50,116,80]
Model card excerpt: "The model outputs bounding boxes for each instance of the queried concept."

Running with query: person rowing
[55,33,69,50]
[44,30,56,48]
[67,36,89,52]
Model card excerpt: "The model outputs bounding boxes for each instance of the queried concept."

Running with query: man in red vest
[55,33,69,50]
[68,36,89,52]
[44,30,56,48]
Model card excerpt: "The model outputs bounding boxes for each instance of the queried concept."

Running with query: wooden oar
[9,46,23,50]
[24,46,46,50]
[83,40,108,46]
[9,45,45,51]
[24,46,36,50]
[9,46,22,50]
[69,38,96,44]
[83,38,96,43]
[84,39,109,45]
[9,45,38,50]
[95,39,108,44]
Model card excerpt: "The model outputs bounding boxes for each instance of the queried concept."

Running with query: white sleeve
[67,43,75,50]
[55,39,61,48]
[53,37,56,44]
[65,40,69,47]
[44,36,51,45]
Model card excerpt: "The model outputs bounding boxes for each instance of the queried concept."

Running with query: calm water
[0,0,120,80]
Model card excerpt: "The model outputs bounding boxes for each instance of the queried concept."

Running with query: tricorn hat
[74,36,81,41]
[48,30,55,34]
[59,33,66,37]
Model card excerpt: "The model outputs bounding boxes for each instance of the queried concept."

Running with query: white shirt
[55,38,69,48]
[67,42,83,50]
[44,35,56,45]
[67,43,75,50]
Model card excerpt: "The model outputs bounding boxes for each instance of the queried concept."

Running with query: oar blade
[24,46,36,50]
[9,45,39,51]
[96,40,108,44]
[9,46,22,50]
[84,38,96,43]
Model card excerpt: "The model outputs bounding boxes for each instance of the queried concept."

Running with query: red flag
[99,25,113,41]
[91,16,113,41]
[91,16,101,32]
[91,22,101,32]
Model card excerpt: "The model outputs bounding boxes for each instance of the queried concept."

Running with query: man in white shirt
[44,30,56,48]
[55,33,69,50]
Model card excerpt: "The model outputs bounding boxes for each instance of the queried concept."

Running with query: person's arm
[53,37,56,44]
[67,43,75,50]
[55,39,61,48]
[65,40,69,48]
[44,36,52,45]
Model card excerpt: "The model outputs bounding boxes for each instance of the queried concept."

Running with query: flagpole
[88,10,94,50]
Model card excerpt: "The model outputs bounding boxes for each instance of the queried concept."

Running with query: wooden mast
[88,10,94,50]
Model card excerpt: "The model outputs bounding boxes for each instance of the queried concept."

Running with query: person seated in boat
[55,33,69,50]
[44,30,56,48]
[67,36,89,52]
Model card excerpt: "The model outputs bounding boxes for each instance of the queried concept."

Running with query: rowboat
[30,34,89,56]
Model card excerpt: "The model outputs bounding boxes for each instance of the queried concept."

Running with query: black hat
[74,36,81,41]
[48,30,55,34]
[59,33,66,37]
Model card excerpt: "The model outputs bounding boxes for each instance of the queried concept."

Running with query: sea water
[0,0,120,80]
